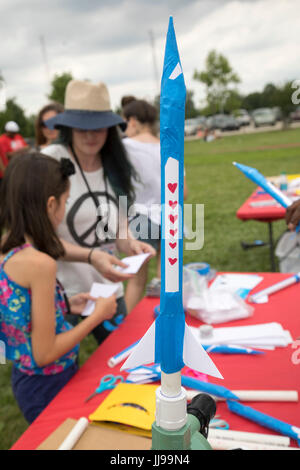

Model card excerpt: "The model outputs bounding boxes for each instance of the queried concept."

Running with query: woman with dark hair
[122,99,188,312]
[35,102,64,149]
[43,80,155,344]
[0,152,117,423]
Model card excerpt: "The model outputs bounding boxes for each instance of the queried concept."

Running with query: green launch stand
[151,393,215,450]
[152,415,212,450]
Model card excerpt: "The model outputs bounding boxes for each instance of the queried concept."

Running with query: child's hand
[69,293,96,315]
[92,295,118,323]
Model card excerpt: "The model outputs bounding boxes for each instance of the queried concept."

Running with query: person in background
[121,95,136,110]
[0,145,8,187]
[35,102,64,150]
[286,200,300,231]
[42,80,155,344]
[0,121,28,160]
[0,152,117,423]
[122,98,188,312]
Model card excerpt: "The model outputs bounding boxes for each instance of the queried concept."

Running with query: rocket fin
[183,324,223,379]
[121,321,223,379]
[120,322,155,371]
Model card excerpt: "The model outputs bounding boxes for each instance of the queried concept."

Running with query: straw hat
[45,80,126,131]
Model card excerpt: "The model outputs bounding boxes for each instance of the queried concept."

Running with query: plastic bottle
[279,172,288,191]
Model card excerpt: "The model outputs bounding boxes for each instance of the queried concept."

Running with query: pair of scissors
[210,415,229,430]
[85,374,124,403]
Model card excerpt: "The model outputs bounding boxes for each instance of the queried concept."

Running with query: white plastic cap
[5,121,19,133]
[155,386,187,431]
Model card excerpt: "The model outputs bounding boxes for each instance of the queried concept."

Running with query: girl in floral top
[0,153,117,423]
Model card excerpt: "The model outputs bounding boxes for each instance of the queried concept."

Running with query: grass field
[1,127,300,449]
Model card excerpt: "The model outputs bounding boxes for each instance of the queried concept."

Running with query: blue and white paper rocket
[233,162,292,208]
[122,17,222,380]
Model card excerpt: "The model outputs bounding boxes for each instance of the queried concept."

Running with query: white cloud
[0,0,298,116]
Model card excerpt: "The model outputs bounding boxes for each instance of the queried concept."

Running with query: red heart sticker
[169,200,178,209]
[168,183,177,194]
[168,258,177,266]
[169,214,178,224]
[170,229,177,237]
[169,242,177,249]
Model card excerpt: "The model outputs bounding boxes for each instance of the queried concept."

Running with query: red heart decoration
[170,229,177,237]
[168,183,177,194]
[169,242,177,249]
[168,258,177,266]
[169,214,178,224]
[169,200,178,209]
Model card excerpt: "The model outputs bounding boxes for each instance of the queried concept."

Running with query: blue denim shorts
[11,362,78,424]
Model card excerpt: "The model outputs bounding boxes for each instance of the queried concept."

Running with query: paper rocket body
[122,17,222,380]
[233,162,292,208]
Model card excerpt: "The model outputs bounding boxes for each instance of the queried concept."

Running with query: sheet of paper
[209,273,263,299]
[191,322,293,349]
[118,253,151,274]
[82,283,119,317]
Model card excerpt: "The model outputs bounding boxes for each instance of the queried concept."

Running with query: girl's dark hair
[58,126,137,207]
[0,152,74,259]
[35,102,64,147]
[123,99,158,135]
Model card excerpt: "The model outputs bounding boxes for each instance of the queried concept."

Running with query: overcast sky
[0,0,299,116]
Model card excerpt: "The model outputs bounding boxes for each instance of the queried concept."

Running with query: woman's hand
[69,293,96,315]
[116,238,156,258]
[90,249,134,282]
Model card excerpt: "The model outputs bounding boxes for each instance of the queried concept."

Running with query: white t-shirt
[42,144,123,298]
[123,138,161,226]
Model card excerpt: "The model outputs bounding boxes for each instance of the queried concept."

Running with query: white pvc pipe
[161,371,182,397]
[209,428,290,447]
[209,437,298,451]
[186,389,298,402]
[249,274,300,303]
[57,417,89,450]
[155,372,187,431]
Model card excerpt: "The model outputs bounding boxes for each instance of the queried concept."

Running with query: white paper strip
[164,157,179,293]
[82,283,119,317]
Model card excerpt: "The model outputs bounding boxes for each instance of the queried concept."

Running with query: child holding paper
[0,153,117,423]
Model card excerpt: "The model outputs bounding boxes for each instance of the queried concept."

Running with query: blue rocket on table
[233,162,293,209]
[234,162,300,231]
[122,17,222,381]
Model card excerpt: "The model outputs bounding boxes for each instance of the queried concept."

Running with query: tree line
[0,51,299,137]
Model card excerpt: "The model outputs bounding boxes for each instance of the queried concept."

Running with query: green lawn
[1,127,300,449]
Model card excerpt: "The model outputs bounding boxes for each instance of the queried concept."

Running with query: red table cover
[11,273,300,450]
[236,188,286,223]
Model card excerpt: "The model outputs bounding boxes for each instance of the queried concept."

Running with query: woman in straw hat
[43,80,155,344]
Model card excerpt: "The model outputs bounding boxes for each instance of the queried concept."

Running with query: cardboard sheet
[37,418,151,450]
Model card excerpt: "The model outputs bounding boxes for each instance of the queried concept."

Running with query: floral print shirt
[0,244,79,375]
